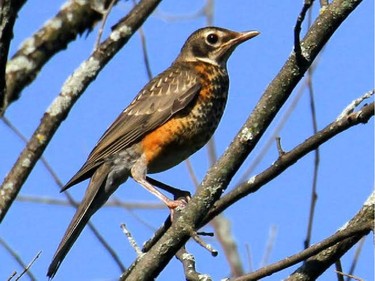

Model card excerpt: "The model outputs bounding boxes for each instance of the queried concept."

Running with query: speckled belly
[142,62,229,173]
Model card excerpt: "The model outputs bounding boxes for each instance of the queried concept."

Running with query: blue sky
[1,1,373,280]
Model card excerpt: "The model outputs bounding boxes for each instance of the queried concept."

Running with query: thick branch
[207,102,374,220]
[142,99,373,255]
[0,0,162,222]
[122,0,363,280]
[285,192,374,281]
[1,0,115,115]
[231,191,374,281]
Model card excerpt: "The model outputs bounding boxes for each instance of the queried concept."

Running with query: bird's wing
[62,64,201,190]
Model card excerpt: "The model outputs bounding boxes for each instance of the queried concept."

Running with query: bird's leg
[134,177,187,209]
[131,156,188,211]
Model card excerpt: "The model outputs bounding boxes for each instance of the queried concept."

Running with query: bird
[47,26,259,278]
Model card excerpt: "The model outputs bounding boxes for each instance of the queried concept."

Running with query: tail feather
[47,163,112,279]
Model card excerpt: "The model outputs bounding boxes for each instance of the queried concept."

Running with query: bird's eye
[206,33,219,45]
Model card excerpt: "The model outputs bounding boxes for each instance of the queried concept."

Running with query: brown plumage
[47,26,259,278]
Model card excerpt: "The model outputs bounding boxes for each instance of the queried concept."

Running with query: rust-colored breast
[142,61,229,173]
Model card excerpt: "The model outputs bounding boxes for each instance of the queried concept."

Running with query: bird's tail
[47,163,113,279]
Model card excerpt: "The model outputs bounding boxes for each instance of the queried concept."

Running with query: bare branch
[7,271,16,281]
[211,215,245,277]
[121,1,365,280]
[0,0,162,222]
[259,225,278,268]
[185,159,200,187]
[121,224,142,256]
[236,56,323,183]
[209,101,374,219]
[16,195,164,209]
[338,270,364,281]
[231,191,374,281]
[304,17,321,248]
[137,26,153,80]
[15,251,41,281]
[275,137,285,156]
[336,90,374,120]
[2,0,113,115]
[346,237,366,280]
[94,0,118,50]
[156,0,211,23]
[176,247,212,281]
[336,260,345,281]
[0,237,37,280]
[1,115,126,272]
[285,192,374,281]
[132,0,154,81]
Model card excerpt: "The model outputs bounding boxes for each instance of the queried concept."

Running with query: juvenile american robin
[47,26,259,278]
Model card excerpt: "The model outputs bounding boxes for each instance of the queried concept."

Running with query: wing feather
[63,63,201,189]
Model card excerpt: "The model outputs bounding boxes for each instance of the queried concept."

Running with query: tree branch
[142,98,374,255]
[285,192,374,281]
[121,0,364,280]
[1,0,116,115]
[208,101,373,219]
[231,191,374,281]
[0,0,26,113]
[0,0,162,222]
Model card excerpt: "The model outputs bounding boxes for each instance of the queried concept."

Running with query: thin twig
[7,271,16,281]
[336,90,374,120]
[232,198,373,281]
[122,2,368,278]
[208,100,374,222]
[95,0,117,50]
[259,225,278,268]
[245,244,253,273]
[275,137,285,156]
[0,237,37,281]
[131,0,153,80]
[191,232,218,257]
[16,194,164,209]
[156,2,208,22]
[335,260,345,281]
[294,0,315,63]
[346,237,366,281]
[338,271,364,281]
[172,205,217,257]
[211,215,245,276]
[2,0,109,115]
[185,159,200,187]
[188,139,245,276]
[0,0,162,223]
[176,247,212,281]
[137,26,153,80]
[304,5,320,249]
[1,116,126,272]
[237,58,321,184]
[121,224,142,256]
[15,251,41,281]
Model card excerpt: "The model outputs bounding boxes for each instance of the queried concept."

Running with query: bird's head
[177,26,260,67]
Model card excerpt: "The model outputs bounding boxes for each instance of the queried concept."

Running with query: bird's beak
[220,30,260,53]
[232,30,260,45]
[215,29,260,66]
